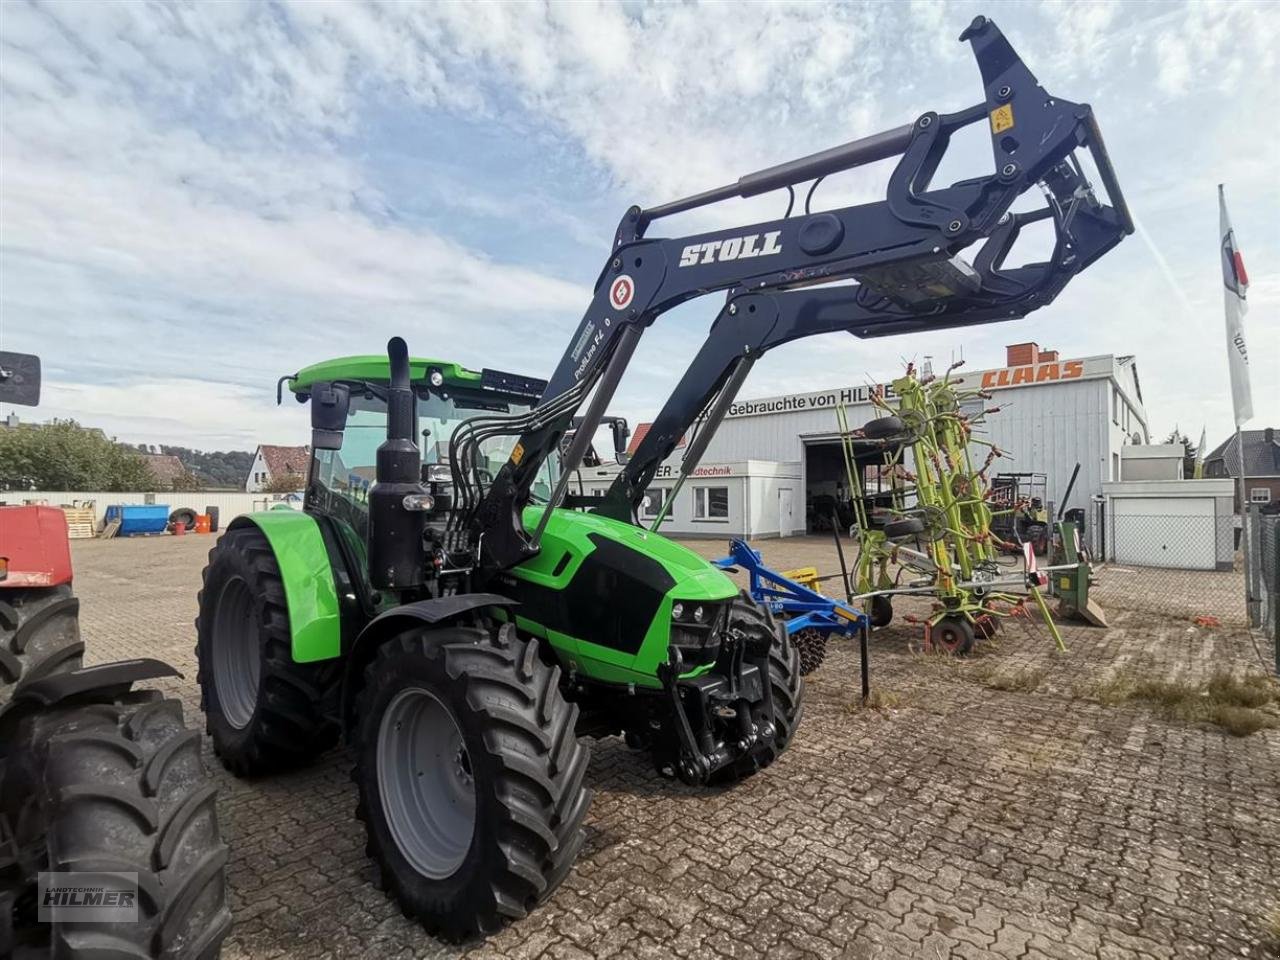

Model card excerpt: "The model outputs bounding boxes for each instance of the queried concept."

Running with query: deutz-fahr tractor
[195,16,1131,941]
[0,352,230,959]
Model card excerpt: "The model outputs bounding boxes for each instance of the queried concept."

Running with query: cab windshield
[310,385,558,522]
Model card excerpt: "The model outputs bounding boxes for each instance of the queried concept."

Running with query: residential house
[140,453,190,489]
[245,444,310,492]
[1204,428,1280,509]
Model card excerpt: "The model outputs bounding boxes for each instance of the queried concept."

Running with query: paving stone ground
[69,534,1280,960]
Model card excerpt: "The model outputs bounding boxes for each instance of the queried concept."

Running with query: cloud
[1,0,1277,458]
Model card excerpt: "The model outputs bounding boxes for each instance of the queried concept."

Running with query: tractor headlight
[428,368,445,388]
[425,463,452,484]
[672,601,719,625]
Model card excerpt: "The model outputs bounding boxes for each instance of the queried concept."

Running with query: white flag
[1219,184,1253,426]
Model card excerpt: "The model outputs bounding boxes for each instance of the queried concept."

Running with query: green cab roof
[290,355,482,393]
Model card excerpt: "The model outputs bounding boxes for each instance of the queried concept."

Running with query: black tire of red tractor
[791,627,829,676]
[352,623,591,942]
[3,689,231,958]
[0,585,85,709]
[862,416,907,439]
[869,594,894,628]
[710,593,803,785]
[931,615,976,656]
[195,525,337,777]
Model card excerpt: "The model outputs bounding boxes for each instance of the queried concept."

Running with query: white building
[580,343,1150,539]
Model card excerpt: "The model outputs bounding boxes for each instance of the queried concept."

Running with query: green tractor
[195,13,1131,942]
[196,347,801,940]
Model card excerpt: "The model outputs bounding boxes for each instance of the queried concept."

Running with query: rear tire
[711,594,803,784]
[0,586,84,709]
[195,525,337,776]
[352,623,591,942]
[2,690,231,959]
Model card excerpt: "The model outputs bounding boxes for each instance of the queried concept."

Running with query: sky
[1,0,1276,455]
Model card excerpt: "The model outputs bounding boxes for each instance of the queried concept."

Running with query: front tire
[195,526,337,776]
[353,624,590,942]
[3,690,231,959]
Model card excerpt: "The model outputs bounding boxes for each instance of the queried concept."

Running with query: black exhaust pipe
[369,337,427,592]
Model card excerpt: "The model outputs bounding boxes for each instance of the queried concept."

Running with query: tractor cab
[285,355,558,539]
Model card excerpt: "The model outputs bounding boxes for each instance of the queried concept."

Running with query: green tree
[261,472,306,494]
[0,419,155,491]
[1162,429,1197,479]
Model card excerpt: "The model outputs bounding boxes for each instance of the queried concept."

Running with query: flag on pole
[1194,425,1206,479]
[1219,184,1253,427]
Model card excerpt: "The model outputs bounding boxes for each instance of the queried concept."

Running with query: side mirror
[0,351,41,407]
[610,418,631,465]
[310,381,350,450]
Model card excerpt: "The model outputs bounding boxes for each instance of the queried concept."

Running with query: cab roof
[289,355,545,401]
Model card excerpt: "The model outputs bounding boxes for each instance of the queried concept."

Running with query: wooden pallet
[61,507,97,540]
[100,518,122,540]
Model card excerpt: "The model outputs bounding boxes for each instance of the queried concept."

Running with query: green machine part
[231,505,741,683]
[227,513,342,663]
[1052,519,1108,627]
[504,506,739,688]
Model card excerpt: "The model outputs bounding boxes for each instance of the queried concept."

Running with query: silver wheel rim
[376,686,476,879]
[211,575,260,729]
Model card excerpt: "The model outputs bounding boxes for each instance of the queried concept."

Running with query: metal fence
[1086,501,1247,628]
[1245,506,1280,673]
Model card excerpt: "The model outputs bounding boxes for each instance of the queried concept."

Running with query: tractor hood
[517,506,736,601]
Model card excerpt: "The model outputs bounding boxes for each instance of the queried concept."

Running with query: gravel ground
[70,533,1280,960]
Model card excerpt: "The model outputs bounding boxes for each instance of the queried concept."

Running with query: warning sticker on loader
[608,275,635,311]
[510,442,525,466]
[989,103,1014,134]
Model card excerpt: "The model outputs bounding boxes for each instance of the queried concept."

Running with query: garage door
[1109,497,1216,570]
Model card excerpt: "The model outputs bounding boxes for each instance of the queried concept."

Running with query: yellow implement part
[781,567,821,590]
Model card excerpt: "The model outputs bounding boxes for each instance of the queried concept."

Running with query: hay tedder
[190,14,1130,944]
[831,361,1108,655]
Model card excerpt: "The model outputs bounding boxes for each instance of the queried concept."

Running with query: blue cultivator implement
[714,539,871,696]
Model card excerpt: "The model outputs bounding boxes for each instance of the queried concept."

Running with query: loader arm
[456,15,1133,578]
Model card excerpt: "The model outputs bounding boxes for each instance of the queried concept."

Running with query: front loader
[194,15,1131,942]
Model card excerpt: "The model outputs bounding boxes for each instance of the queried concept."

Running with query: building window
[1250,488,1273,503]
[641,488,667,519]
[694,486,729,520]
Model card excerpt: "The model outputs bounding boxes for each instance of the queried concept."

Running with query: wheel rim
[377,686,476,880]
[211,575,261,729]
[934,621,968,653]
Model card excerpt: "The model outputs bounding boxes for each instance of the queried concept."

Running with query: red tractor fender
[0,504,74,588]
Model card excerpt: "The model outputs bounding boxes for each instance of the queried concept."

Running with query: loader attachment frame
[454,15,1133,577]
